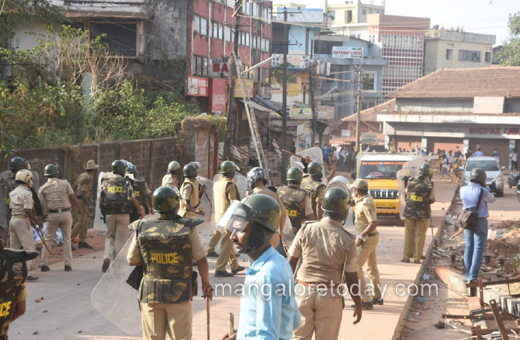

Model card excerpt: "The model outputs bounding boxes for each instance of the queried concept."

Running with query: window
[458,50,481,62]
[243,2,250,15]
[362,9,367,15]
[212,23,224,40]
[362,72,376,91]
[225,26,233,42]
[446,49,454,60]
[90,23,137,57]
[193,16,208,36]
[239,32,250,46]
[346,10,353,23]
[252,35,261,50]
[485,52,492,63]
[192,56,208,76]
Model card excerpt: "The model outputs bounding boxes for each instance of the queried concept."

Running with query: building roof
[387,67,520,99]
[341,99,395,122]
[66,11,152,19]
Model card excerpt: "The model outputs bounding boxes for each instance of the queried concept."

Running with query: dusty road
[10,181,457,340]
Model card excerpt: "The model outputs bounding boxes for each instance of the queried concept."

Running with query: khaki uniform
[288,218,357,340]
[71,172,94,242]
[131,178,152,223]
[178,178,200,219]
[208,177,240,272]
[9,186,36,265]
[103,173,135,261]
[250,186,284,248]
[0,248,31,339]
[354,194,382,303]
[301,177,326,215]
[38,178,75,266]
[277,185,314,234]
[127,215,206,340]
[161,174,179,189]
[403,177,435,261]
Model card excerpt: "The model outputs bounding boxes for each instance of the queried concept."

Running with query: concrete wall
[396,98,474,113]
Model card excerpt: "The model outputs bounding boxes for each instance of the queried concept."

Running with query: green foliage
[272,63,296,84]
[500,12,520,66]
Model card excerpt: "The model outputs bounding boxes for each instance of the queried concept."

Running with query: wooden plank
[490,299,510,340]
[468,296,482,315]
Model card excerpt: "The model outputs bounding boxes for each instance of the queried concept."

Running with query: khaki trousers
[141,301,192,340]
[291,286,343,340]
[404,218,430,261]
[215,229,239,272]
[357,234,382,303]
[71,199,89,242]
[41,211,73,266]
[9,217,36,267]
[206,230,222,253]
[104,214,130,261]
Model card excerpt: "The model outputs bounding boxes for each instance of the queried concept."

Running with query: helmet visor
[216,200,252,232]
[327,176,350,193]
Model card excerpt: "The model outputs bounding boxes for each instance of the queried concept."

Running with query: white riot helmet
[247,167,267,188]
[15,169,34,188]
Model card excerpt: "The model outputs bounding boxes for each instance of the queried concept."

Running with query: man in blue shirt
[221,195,301,340]
[474,148,484,157]
[459,168,495,293]
[322,145,330,166]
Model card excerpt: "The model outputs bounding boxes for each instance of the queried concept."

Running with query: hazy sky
[283,0,520,45]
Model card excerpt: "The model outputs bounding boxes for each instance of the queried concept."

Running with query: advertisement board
[332,47,364,59]
[234,78,254,98]
[290,104,313,119]
[187,76,209,97]
[209,78,227,113]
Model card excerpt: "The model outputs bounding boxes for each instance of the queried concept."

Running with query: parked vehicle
[508,172,520,188]
[462,157,505,197]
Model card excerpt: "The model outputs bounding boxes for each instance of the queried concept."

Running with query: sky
[282,0,520,45]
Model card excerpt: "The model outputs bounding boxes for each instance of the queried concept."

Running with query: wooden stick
[451,228,465,239]
[282,149,335,170]
[207,299,210,340]
[35,227,52,255]
[229,313,234,337]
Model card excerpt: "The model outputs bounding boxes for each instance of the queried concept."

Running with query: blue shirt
[322,148,329,159]
[237,246,301,340]
[474,151,484,157]
[460,183,496,218]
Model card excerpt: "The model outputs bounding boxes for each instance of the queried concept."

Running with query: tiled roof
[387,67,520,99]
[341,99,395,122]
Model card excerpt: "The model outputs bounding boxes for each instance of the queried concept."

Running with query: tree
[500,12,520,66]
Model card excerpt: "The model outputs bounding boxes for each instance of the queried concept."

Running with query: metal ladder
[232,53,270,184]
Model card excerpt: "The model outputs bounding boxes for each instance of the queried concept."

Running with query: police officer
[0,240,39,339]
[38,164,82,272]
[277,167,315,235]
[126,164,154,223]
[100,160,145,273]
[301,162,328,218]
[162,161,181,189]
[71,160,99,249]
[178,164,205,219]
[288,188,362,339]
[207,161,244,277]
[402,163,435,264]
[127,186,213,340]
[247,167,286,250]
[1,157,43,242]
[9,170,42,281]
[351,178,382,310]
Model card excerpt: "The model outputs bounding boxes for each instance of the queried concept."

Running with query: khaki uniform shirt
[288,217,357,283]
[39,178,74,212]
[162,174,179,189]
[75,172,94,197]
[127,225,207,263]
[178,178,200,218]
[251,186,285,213]
[213,177,240,224]
[9,185,33,216]
[354,194,378,234]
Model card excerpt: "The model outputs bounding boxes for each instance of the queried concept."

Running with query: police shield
[289,147,326,180]
[93,171,110,231]
[196,176,214,233]
[397,160,422,220]
[90,230,142,335]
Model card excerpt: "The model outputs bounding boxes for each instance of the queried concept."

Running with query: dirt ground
[403,185,520,340]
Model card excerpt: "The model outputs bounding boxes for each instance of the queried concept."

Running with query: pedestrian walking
[510,149,518,171]
[100,160,144,273]
[351,179,382,310]
[288,188,362,339]
[207,161,245,277]
[38,164,82,272]
[492,149,501,165]
[401,163,435,264]
[459,168,495,295]
[277,167,315,235]
[127,186,213,340]
[71,160,99,250]
[220,195,301,340]
[8,170,42,281]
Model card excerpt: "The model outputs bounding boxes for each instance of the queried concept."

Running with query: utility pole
[281,7,288,182]
[224,0,242,160]
[309,66,316,147]
[355,65,363,154]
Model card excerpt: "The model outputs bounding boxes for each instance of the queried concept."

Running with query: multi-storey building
[367,14,430,95]
[328,0,385,40]
[424,29,496,75]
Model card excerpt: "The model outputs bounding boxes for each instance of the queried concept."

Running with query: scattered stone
[435,321,445,329]
[78,330,83,334]
[41,297,44,300]
[77,283,80,286]
[33,331,38,335]
[35,299,41,303]
[42,310,48,313]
